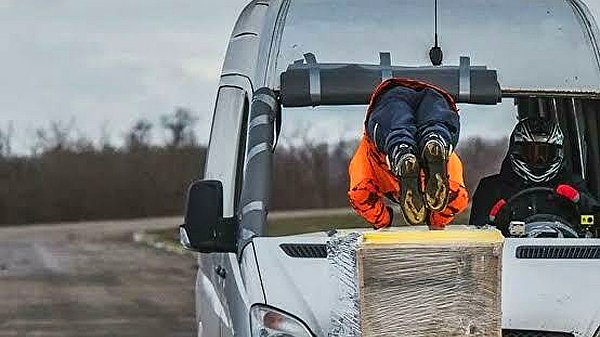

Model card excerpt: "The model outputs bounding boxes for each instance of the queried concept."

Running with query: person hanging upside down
[348,78,469,229]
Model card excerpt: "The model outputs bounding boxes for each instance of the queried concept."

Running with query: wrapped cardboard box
[328,228,503,337]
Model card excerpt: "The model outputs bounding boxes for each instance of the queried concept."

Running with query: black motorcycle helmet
[509,118,565,183]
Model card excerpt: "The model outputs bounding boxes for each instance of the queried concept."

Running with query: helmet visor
[514,142,561,166]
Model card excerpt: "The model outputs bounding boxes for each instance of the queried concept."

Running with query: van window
[234,95,250,213]
[267,100,518,236]
[205,86,248,217]
[275,0,600,92]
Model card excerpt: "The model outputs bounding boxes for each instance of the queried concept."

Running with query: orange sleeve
[348,137,391,229]
[429,152,470,227]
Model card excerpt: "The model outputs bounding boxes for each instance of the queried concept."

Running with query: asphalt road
[0,217,196,337]
[0,209,352,337]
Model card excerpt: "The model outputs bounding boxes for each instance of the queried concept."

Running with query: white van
[180,1,600,336]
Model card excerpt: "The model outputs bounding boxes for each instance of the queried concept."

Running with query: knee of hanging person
[366,103,419,154]
[415,88,461,147]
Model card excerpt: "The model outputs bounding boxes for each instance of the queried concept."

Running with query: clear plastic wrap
[327,229,503,337]
[327,232,363,337]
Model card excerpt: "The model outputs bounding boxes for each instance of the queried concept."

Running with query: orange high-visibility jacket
[348,78,469,228]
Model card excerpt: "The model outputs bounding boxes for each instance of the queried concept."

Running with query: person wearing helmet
[469,117,599,226]
[348,78,469,229]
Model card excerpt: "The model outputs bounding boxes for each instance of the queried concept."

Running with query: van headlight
[250,305,313,337]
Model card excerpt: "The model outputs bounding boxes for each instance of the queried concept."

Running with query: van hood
[252,232,335,336]
[251,233,600,337]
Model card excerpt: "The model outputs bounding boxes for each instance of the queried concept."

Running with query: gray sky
[0,0,247,153]
[2,0,600,153]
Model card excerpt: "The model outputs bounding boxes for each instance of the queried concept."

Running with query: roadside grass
[144,206,471,244]
[144,213,369,244]
[154,227,179,242]
[267,213,369,236]
[141,214,365,245]
[267,207,470,236]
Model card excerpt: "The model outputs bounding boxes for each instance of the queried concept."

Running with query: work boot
[421,134,450,212]
[388,145,427,226]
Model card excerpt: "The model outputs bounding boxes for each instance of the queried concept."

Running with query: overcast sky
[2,1,600,153]
[0,0,247,153]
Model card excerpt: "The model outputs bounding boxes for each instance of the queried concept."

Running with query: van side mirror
[179,180,237,253]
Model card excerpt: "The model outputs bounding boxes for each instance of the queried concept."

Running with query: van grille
[503,329,574,337]
[280,243,327,258]
[516,245,600,259]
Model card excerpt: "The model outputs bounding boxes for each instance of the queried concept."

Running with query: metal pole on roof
[429,0,443,66]
[434,0,438,47]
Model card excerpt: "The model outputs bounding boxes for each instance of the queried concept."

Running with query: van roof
[274,0,600,93]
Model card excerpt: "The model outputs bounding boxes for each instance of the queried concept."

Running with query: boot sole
[423,141,449,212]
[398,155,427,226]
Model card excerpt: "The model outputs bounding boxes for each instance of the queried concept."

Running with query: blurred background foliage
[0,108,507,225]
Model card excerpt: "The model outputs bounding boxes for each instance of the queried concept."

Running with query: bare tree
[73,132,96,153]
[32,120,76,155]
[161,107,197,148]
[125,119,153,150]
[0,122,14,158]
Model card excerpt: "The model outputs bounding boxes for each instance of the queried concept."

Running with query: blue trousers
[366,86,460,155]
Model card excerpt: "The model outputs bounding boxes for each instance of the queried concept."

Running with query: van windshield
[266,0,600,235]
[275,0,600,92]
[267,100,518,236]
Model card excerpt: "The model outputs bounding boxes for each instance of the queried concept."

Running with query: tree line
[0,109,508,225]
[272,137,508,210]
[0,108,204,225]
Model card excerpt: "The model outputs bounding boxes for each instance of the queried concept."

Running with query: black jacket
[469,156,599,226]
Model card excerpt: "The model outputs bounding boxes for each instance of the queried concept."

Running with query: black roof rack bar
[502,88,600,99]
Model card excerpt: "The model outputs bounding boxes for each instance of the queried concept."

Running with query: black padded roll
[280,63,502,107]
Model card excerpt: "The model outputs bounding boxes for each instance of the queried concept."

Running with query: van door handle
[214,265,227,279]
